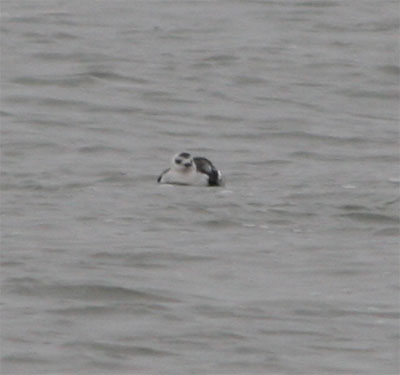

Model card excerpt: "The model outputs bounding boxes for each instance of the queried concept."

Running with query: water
[1,0,399,374]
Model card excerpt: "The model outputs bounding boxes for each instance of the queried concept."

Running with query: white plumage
[157,152,223,187]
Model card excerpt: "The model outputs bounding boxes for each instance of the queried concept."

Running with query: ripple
[378,64,400,76]
[11,75,96,87]
[338,204,368,211]
[268,208,317,218]
[91,251,216,266]
[294,305,400,319]
[340,212,399,225]
[203,54,239,64]
[203,114,243,123]
[85,70,148,84]
[32,51,115,63]
[250,159,292,165]
[5,280,179,303]
[296,1,339,7]
[196,218,240,229]
[338,88,399,100]
[1,179,91,192]
[63,341,174,358]
[267,131,372,145]
[78,145,130,154]
[374,227,400,236]
[48,305,116,316]
[2,354,49,364]
[289,151,345,161]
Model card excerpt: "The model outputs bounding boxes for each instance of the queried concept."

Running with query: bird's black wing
[193,157,221,186]
[157,168,170,183]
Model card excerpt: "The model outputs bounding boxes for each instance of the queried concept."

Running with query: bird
[157,152,224,186]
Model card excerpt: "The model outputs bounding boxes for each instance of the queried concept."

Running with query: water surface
[1,0,399,374]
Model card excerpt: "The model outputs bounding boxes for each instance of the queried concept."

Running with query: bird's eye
[175,159,182,164]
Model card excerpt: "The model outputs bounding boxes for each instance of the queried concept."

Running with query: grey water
[1,0,399,374]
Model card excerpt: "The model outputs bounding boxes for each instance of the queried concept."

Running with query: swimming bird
[157,152,223,186]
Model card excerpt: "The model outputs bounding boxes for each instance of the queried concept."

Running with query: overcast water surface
[1,1,399,374]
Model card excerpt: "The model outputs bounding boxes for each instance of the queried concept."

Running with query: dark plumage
[193,157,221,186]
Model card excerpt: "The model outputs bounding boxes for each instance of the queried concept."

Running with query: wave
[5,280,180,303]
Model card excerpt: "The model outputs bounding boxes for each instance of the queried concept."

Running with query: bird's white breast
[160,169,209,186]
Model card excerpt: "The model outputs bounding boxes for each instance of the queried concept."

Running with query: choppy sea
[1,1,399,374]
